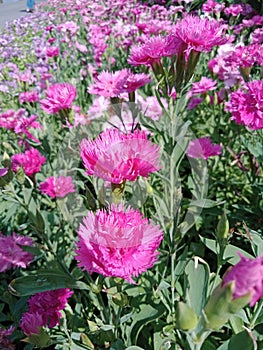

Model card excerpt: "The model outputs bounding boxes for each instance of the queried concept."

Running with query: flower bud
[176,302,198,330]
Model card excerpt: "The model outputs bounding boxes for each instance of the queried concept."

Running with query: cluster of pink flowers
[0,109,42,142]
[11,147,46,176]
[80,128,161,184]
[222,253,263,306]
[186,137,222,160]
[225,80,263,130]
[39,176,75,198]
[0,232,34,273]
[75,204,163,283]
[88,69,151,98]
[40,83,77,114]
[20,289,73,336]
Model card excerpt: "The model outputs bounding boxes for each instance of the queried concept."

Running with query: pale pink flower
[21,289,73,335]
[11,148,46,176]
[128,35,178,67]
[170,15,228,59]
[40,83,77,114]
[46,47,60,57]
[88,69,151,97]
[80,128,161,184]
[187,137,222,160]
[222,253,263,306]
[0,232,34,272]
[19,90,39,104]
[225,80,263,130]
[39,176,75,198]
[189,77,217,96]
[75,204,163,283]
[138,95,168,121]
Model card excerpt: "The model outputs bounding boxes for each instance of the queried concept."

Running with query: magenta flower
[88,69,151,97]
[20,289,73,335]
[75,204,163,283]
[222,254,263,306]
[170,15,228,59]
[0,167,8,177]
[186,137,222,160]
[46,47,60,58]
[0,232,34,273]
[19,90,39,104]
[80,128,161,184]
[11,147,46,176]
[189,77,217,96]
[128,35,178,67]
[225,80,263,130]
[40,83,77,114]
[0,326,15,350]
[39,176,75,198]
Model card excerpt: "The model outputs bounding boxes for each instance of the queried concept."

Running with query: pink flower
[224,4,244,17]
[46,47,60,57]
[12,147,46,176]
[75,204,163,283]
[20,289,73,335]
[225,80,263,130]
[20,312,45,336]
[0,232,34,272]
[39,176,75,198]
[186,137,222,160]
[187,97,203,110]
[40,83,77,114]
[88,69,151,97]
[189,77,217,96]
[170,15,228,59]
[128,35,178,67]
[19,90,39,104]
[222,253,263,306]
[0,326,15,350]
[80,128,161,184]
[0,167,8,177]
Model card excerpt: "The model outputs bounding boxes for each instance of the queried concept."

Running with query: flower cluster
[80,128,161,184]
[39,176,75,198]
[11,147,46,176]
[75,204,163,283]
[20,289,73,336]
[0,233,34,273]
[186,137,222,160]
[225,80,263,130]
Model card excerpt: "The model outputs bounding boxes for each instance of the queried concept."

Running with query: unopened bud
[176,302,198,331]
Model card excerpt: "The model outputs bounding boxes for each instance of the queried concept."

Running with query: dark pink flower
[75,204,163,283]
[11,148,46,176]
[0,326,15,350]
[128,35,178,67]
[19,90,39,104]
[46,47,60,57]
[187,97,203,110]
[225,80,263,130]
[20,289,73,335]
[186,137,222,160]
[0,167,8,177]
[40,83,77,114]
[80,128,161,184]
[0,232,34,272]
[222,253,263,306]
[39,176,75,198]
[170,15,228,59]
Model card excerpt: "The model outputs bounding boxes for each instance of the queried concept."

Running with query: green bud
[216,211,229,245]
[112,292,129,307]
[203,282,251,330]
[176,302,198,331]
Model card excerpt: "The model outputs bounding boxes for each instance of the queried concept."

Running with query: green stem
[250,299,263,328]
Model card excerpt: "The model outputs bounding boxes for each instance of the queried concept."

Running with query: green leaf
[185,258,210,316]
[8,270,88,296]
[189,199,225,209]
[217,331,255,350]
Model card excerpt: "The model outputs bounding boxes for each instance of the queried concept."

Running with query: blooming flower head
[189,77,217,97]
[19,90,39,104]
[0,232,34,272]
[170,15,228,59]
[39,176,75,198]
[0,326,15,350]
[80,128,161,184]
[75,204,163,283]
[20,289,73,335]
[11,147,46,176]
[128,35,178,67]
[40,83,77,114]
[46,47,60,58]
[225,80,263,130]
[222,253,263,306]
[186,137,222,160]
[88,69,151,97]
